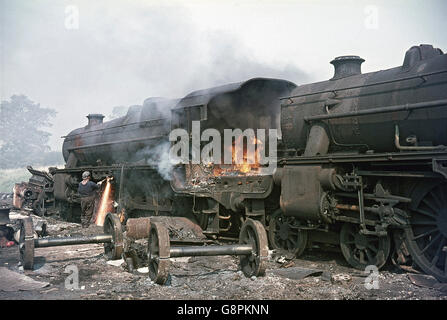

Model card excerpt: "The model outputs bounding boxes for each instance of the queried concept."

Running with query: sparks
[95,179,112,226]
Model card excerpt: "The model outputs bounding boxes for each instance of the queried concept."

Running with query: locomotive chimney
[330,55,365,80]
[86,114,105,126]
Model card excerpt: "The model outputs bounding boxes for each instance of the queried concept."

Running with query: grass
[0,166,60,193]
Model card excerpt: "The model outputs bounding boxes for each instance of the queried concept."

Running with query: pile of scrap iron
[13,166,54,216]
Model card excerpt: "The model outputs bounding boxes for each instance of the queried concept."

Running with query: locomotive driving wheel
[340,223,391,270]
[268,210,308,257]
[405,183,447,282]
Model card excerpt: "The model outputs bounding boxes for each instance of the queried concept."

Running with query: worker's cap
[82,171,91,179]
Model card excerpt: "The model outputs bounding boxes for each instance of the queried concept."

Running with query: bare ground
[0,215,446,300]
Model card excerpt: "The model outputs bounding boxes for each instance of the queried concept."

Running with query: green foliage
[0,168,32,193]
[0,95,61,169]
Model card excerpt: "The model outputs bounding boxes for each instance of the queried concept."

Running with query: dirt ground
[0,213,446,300]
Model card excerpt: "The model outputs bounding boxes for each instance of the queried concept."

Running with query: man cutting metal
[78,171,102,227]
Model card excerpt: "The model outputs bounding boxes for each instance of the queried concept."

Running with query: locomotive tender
[50,44,447,282]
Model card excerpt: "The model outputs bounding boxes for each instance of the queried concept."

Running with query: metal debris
[271,267,324,280]
[106,259,125,267]
[331,273,352,283]
[408,273,447,292]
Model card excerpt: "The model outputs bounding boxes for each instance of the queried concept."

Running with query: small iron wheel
[147,222,171,285]
[103,213,124,260]
[340,223,391,270]
[404,183,447,282]
[268,210,308,257]
[239,219,269,277]
[19,217,35,270]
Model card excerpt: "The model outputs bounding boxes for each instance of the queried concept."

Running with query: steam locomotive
[49,44,447,282]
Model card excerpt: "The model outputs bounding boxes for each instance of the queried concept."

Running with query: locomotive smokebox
[330,55,364,80]
[86,114,105,126]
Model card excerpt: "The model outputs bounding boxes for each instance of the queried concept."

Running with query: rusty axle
[169,244,253,257]
[34,234,112,248]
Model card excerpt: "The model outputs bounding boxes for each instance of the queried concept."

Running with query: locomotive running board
[280,150,447,166]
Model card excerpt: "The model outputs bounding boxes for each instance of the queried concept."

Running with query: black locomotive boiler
[51,97,180,222]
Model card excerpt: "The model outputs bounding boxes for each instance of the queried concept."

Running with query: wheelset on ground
[147,218,269,284]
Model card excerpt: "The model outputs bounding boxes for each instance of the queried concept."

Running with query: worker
[78,171,101,227]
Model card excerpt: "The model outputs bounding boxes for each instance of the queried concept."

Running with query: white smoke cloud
[135,142,174,181]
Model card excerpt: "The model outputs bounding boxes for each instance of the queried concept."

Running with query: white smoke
[137,142,174,181]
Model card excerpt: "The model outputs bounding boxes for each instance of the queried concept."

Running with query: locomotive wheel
[19,217,35,270]
[404,183,447,282]
[340,223,391,270]
[148,222,171,285]
[268,210,307,257]
[239,219,269,277]
[103,213,124,260]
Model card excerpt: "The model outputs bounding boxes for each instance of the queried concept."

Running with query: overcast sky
[1,0,446,151]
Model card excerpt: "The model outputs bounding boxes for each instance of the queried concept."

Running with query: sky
[1,0,446,151]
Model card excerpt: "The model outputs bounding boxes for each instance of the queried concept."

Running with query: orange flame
[95,180,112,226]
[213,135,263,176]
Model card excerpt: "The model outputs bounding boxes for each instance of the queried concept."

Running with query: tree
[0,95,59,169]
